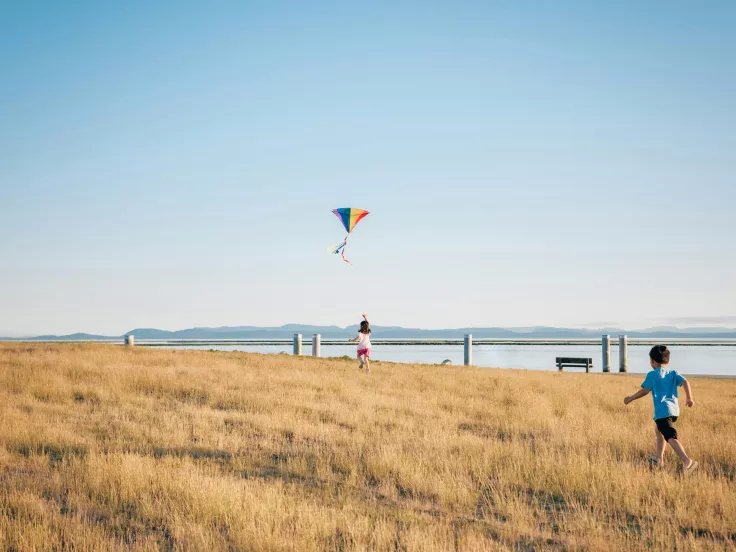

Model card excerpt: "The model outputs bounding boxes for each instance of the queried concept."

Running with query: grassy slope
[0,344,735,551]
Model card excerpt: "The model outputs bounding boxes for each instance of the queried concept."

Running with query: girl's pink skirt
[357,348,371,358]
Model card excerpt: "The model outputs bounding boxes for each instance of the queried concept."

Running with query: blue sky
[1,1,734,335]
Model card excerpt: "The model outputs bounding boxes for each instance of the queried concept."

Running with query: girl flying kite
[349,313,372,372]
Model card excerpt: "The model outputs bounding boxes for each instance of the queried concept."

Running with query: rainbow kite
[331,208,369,264]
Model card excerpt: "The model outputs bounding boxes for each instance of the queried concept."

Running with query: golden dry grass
[1,343,735,551]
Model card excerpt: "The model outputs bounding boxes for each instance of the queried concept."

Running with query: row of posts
[293,333,320,357]
[602,334,628,373]
[465,334,627,371]
[293,333,628,371]
[128,332,627,372]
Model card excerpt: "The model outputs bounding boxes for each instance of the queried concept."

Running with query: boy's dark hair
[649,345,670,365]
[359,320,371,334]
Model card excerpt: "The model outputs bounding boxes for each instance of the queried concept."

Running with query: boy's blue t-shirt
[641,367,686,420]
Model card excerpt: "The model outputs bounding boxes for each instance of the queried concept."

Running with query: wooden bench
[556,357,592,373]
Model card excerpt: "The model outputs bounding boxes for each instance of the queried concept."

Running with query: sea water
[171,343,736,376]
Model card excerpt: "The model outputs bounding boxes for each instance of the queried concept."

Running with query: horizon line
[5,322,736,339]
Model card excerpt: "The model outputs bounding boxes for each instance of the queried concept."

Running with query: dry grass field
[1,343,735,551]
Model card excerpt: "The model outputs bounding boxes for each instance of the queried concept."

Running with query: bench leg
[586,360,590,373]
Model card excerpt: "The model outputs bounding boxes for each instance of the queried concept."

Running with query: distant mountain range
[4,324,736,340]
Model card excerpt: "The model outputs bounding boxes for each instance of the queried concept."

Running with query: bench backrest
[556,357,593,373]
[556,357,593,365]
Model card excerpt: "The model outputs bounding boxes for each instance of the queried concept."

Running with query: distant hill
[4,324,736,341]
[29,332,119,341]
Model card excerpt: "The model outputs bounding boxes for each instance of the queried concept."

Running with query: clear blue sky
[1,1,734,335]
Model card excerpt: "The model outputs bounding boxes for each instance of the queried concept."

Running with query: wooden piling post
[602,335,610,373]
[464,334,472,366]
[125,334,135,346]
[312,334,321,357]
[619,335,628,372]
[293,334,302,356]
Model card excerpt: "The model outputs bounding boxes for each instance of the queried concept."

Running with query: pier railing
[114,334,736,370]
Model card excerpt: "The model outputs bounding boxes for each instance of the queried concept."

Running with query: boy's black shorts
[655,416,678,441]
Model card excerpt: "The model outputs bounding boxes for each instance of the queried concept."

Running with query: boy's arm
[624,387,651,405]
[683,379,694,407]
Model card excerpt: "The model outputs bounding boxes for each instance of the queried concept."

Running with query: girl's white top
[357,332,371,349]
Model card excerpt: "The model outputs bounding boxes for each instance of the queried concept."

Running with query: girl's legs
[358,354,364,369]
[364,357,370,372]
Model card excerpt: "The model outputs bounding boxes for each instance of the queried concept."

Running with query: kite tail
[331,235,352,265]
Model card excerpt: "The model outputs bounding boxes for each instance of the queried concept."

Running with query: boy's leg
[654,425,666,463]
[656,417,694,468]
[668,439,693,467]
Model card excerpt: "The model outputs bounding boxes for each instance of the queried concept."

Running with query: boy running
[624,345,698,473]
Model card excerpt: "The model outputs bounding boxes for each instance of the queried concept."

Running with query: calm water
[172,344,736,377]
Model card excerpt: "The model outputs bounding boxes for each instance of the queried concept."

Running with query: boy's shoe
[648,456,663,468]
[684,461,699,475]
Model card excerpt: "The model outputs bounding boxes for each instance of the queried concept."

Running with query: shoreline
[3,340,735,379]
[5,338,736,347]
